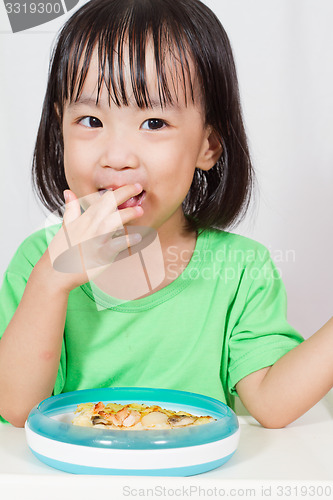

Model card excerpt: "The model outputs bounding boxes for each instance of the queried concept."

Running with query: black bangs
[54,0,195,113]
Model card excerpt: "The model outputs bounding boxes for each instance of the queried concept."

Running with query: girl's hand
[41,184,144,292]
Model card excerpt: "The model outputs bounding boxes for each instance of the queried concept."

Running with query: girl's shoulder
[6,223,62,275]
[202,228,270,261]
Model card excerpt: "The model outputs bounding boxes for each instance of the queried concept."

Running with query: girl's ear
[197,126,223,171]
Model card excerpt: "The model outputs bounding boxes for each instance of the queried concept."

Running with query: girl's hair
[32,0,254,234]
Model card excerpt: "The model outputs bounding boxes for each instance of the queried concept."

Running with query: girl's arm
[236,316,333,428]
[0,185,143,427]
[0,257,70,427]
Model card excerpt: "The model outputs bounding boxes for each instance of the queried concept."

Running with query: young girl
[0,0,332,428]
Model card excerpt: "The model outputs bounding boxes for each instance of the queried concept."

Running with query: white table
[1,393,332,500]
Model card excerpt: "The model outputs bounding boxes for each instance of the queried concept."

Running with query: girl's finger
[53,232,142,274]
[109,233,142,254]
[93,184,144,220]
[97,206,144,239]
[118,205,144,227]
[111,183,144,208]
[78,191,102,211]
[63,190,82,225]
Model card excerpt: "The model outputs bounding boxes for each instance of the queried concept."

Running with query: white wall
[0,0,332,338]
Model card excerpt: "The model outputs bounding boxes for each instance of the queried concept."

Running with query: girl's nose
[99,132,140,171]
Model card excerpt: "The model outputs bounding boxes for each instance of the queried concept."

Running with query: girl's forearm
[0,256,70,427]
[237,317,333,428]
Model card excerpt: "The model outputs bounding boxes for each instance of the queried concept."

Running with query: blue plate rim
[26,387,239,450]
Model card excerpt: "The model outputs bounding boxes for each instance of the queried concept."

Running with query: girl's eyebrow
[67,95,104,110]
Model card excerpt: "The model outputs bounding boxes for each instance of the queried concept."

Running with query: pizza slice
[72,401,216,430]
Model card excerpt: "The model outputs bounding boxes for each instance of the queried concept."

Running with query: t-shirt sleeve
[227,250,304,396]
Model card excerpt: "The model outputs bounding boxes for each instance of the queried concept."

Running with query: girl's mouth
[118,190,146,210]
[98,189,146,210]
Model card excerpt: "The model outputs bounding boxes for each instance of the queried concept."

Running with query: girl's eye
[78,116,102,128]
[141,119,167,131]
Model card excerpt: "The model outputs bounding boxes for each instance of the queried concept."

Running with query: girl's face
[61,45,219,238]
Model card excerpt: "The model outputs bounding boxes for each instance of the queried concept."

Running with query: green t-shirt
[0,226,303,423]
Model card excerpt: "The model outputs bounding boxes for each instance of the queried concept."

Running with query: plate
[25,387,239,476]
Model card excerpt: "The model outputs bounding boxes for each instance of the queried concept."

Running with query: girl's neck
[154,208,195,250]
[133,227,198,300]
